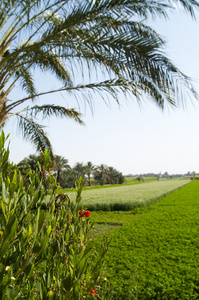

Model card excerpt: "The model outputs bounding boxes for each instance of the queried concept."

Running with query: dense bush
[0,131,109,299]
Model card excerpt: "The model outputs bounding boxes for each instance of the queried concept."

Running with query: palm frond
[27,104,84,125]
[31,48,73,86]
[17,114,53,155]
[15,66,37,98]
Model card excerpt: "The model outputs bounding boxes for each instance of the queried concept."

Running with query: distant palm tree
[94,164,108,186]
[1,0,199,154]
[85,162,96,186]
[73,163,86,180]
[54,155,70,183]
[17,154,41,172]
[106,166,118,184]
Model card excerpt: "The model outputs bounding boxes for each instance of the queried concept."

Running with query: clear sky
[4,8,199,175]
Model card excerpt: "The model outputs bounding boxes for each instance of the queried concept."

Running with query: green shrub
[0,130,109,299]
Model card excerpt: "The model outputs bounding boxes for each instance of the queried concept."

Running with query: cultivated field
[67,179,190,211]
[92,180,199,299]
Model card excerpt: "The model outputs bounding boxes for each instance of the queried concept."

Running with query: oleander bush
[0,130,109,299]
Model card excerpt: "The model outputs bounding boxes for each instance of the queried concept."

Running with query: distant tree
[73,163,86,183]
[84,162,96,186]
[17,160,31,176]
[117,172,125,184]
[54,155,70,184]
[17,154,43,173]
[94,164,108,186]
[59,169,76,189]
[136,176,144,183]
[106,167,119,184]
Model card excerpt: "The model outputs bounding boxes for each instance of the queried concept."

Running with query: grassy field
[67,179,190,211]
[124,177,159,184]
[91,180,199,299]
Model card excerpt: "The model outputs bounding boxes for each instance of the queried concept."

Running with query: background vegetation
[18,154,125,188]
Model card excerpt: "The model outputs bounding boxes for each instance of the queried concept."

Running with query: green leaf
[4,215,17,241]
[41,234,48,250]
[83,241,95,257]
[39,283,43,300]
[47,271,51,287]
[0,240,9,258]
[2,181,7,204]
[23,195,28,214]
[0,199,7,222]
[78,257,86,278]
[28,264,35,278]
[38,210,45,233]
[24,263,34,277]
[47,225,51,236]
[9,182,16,198]
[86,270,91,285]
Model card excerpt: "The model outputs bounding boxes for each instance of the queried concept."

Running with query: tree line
[17,154,124,188]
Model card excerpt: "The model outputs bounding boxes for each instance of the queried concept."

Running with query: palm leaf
[28,104,84,124]
[17,114,53,155]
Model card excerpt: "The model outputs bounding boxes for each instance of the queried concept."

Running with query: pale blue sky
[4,9,199,175]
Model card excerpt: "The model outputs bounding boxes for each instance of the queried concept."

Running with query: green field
[67,179,190,211]
[91,181,199,299]
[124,177,159,184]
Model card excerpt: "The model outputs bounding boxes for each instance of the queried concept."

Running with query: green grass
[125,177,159,184]
[67,179,190,211]
[93,181,199,299]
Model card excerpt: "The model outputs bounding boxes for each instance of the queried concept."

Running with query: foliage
[18,155,125,188]
[1,0,199,153]
[54,155,70,184]
[67,179,190,211]
[0,131,109,299]
[93,181,199,299]
[85,162,96,187]
[94,165,124,186]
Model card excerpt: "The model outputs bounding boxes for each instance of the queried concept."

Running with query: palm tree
[73,162,86,179]
[106,166,119,184]
[54,155,70,183]
[85,161,96,186]
[1,0,199,154]
[17,154,42,172]
[94,164,108,186]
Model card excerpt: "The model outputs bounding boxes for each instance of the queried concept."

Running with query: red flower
[84,210,91,217]
[90,288,97,296]
[79,210,91,217]
[50,168,52,171]
[42,166,45,170]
